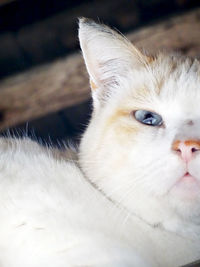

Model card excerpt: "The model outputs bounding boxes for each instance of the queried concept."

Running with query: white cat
[0,18,199,267]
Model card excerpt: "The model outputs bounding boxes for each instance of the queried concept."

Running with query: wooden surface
[0,8,200,131]
[0,0,15,6]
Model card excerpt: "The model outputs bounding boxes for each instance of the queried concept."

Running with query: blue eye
[134,110,163,126]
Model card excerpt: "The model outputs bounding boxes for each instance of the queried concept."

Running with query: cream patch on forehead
[153,54,200,95]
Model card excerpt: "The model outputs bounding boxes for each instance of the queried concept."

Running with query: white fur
[0,138,148,266]
[79,19,200,266]
[0,19,199,266]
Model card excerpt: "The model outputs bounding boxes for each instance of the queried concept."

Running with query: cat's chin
[171,173,200,200]
[167,172,200,219]
[165,173,200,224]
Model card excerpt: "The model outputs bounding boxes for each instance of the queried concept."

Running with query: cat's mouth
[183,171,193,178]
[178,171,199,185]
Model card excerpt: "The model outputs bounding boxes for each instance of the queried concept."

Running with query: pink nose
[172,140,200,163]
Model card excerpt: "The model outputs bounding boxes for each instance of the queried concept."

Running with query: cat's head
[78,18,200,232]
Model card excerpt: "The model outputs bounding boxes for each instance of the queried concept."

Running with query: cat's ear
[78,18,149,107]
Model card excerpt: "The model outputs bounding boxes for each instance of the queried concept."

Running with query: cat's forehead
[153,54,200,94]
[127,54,200,107]
[155,55,200,116]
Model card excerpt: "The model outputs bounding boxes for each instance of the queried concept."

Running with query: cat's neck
[82,167,200,241]
[118,195,200,240]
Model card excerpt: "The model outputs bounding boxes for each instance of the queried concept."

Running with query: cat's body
[0,138,199,267]
[0,19,200,266]
[0,138,145,267]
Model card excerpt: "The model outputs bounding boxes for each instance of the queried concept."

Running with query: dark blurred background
[0,0,200,146]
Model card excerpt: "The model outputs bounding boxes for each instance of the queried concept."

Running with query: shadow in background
[1,99,92,146]
[0,0,199,79]
[0,0,200,145]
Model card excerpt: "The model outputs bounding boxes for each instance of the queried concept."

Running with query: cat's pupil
[143,113,156,124]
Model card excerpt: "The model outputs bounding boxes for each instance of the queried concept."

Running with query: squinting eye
[134,110,163,126]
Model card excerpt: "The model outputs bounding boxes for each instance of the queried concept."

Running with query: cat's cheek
[130,148,184,196]
[151,163,184,196]
[121,154,181,199]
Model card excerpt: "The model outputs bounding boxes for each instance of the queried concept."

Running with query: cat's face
[78,18,200,228]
